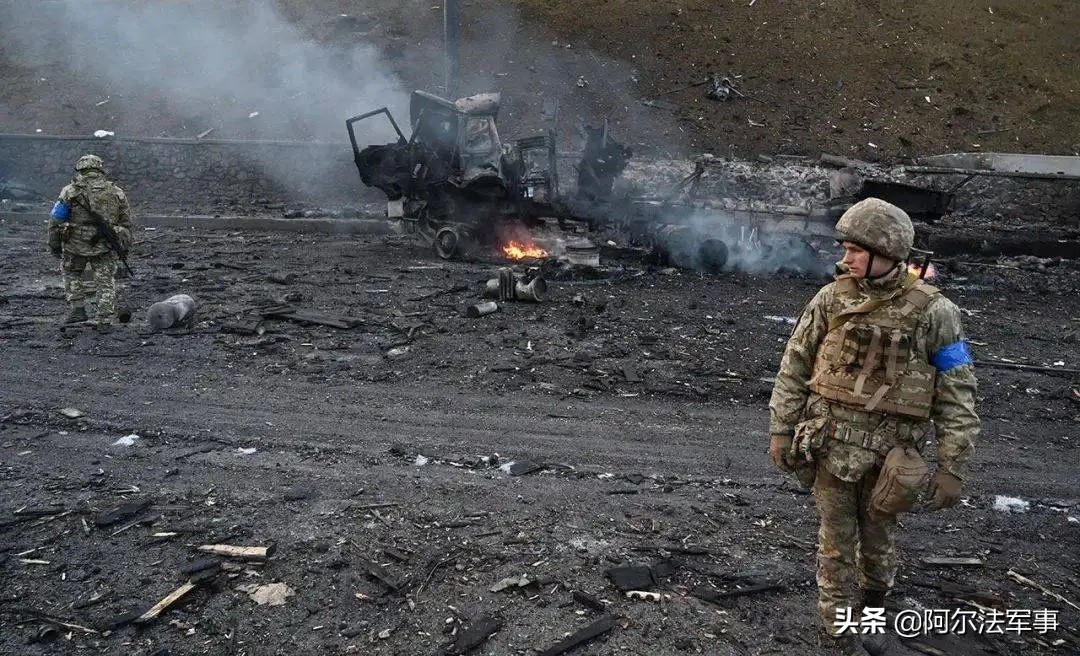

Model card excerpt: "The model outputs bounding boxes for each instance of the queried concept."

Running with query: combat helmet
[835,197,913,262]
[75,154,105,173]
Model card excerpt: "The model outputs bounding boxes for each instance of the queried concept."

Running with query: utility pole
[443,0,460,98]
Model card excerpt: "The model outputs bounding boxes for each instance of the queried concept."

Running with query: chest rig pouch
[809,275,940,420]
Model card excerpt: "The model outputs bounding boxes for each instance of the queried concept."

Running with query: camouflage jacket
[48,172,132,258]
[769,270,979,481]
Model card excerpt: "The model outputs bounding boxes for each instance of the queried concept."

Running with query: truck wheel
[434,227,460,259]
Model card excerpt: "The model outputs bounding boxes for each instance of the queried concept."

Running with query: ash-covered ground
[1,213,1077,656]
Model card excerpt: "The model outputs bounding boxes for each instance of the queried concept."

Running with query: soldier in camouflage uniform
[47,154,133,330]
[767,198,979,653]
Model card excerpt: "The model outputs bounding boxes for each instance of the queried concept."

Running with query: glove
[769,434,794,472]
[926,469,963,510]
[50,246,63,258]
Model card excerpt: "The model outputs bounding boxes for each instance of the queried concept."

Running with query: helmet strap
[863,252,902,281]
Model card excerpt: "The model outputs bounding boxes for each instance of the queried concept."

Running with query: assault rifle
[75,195,133,276]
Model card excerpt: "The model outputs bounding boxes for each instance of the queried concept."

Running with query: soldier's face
[840,242,896,278]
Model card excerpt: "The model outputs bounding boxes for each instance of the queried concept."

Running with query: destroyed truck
[347,90,629,259]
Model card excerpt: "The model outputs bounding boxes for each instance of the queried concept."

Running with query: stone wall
[0,133,374,209]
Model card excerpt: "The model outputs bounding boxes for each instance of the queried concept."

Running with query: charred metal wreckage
[347,90,629,261]
[347,90,960,274]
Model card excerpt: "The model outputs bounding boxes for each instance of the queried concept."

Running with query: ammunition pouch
[809,276,940,420]
[830,421,896,457]
[869,444,929,516]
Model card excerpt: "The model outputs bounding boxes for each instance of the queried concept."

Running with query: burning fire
[908,262,938,279]
[502,240,549,260]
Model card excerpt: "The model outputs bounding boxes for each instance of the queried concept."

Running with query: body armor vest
[809,274,940,420]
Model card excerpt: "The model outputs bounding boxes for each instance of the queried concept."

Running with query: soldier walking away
[767,198,979,654]
[47,154,133,332]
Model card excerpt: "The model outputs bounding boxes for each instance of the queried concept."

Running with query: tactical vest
[809,274,940,420]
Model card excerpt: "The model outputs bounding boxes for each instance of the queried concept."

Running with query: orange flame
[908,262,937,279]
[502,240,549,260]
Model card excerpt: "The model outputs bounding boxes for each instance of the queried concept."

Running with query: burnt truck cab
[347,90,560,258]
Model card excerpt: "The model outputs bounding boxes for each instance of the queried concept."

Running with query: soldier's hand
[769,434,794,472]
[926,469,963,510]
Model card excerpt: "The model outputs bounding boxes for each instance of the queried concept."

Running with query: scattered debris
[135,582,197,624]
[239,582,295,606]
[993,495,1030,513]
[572,590,607,612]
[447,612,503,655]
[536,614,618,656]
[483,268,548,302]
[58,407,85,419]
[691,582,782,606]
[196,543,276,562]
[1007,569,1080,612]
[112,434,140,447]
[625,590,662,602]
[95,499,151,527]
[147,294,198,331]
[261,305,363,329]
[605,565,656,591]
[489,574,531,593]
[465,301,500,318]
[93,129,115,138]
[921,556,984,567]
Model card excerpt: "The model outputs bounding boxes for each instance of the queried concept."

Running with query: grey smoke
[657,209,831,276]
[0,0,407,143]
[0,0,409,201]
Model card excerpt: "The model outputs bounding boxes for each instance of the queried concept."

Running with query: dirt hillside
[0,0,1076,160]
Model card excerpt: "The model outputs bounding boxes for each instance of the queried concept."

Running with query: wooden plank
[134,582,195,624]
[922,556,984,567]
[535,614,617,656]
[196,543,275,561]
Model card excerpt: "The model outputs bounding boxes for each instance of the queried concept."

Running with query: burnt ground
[1,215,1077,655]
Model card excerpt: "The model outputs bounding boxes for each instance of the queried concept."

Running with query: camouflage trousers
[813,464,897,635]
[62,252,118,322]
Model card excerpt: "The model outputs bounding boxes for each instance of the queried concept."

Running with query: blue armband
[51,200,71,221]
[932,340,973,372]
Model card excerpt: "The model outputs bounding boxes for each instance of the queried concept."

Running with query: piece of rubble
[489,574,530,592]
[465,301,500,318]
[993,495,1030,513]
[95,499,151,527]
[240,582,295,606]
[147,294,198,331]
[447,612,503,655]
[261,305,363,329]
[506,460,543,476]
[605,565,654,591]
[58,407,85,419]
[112,434,139,447]
[535,614,617,656]
[361,559,403,592]
[572,590,607,612]
[691,582,781,606]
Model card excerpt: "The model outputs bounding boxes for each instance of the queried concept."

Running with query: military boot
[64,306,88,323]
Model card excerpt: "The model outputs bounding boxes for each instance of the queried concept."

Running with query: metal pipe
[465,301,499,318]
[444,0,461,98]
